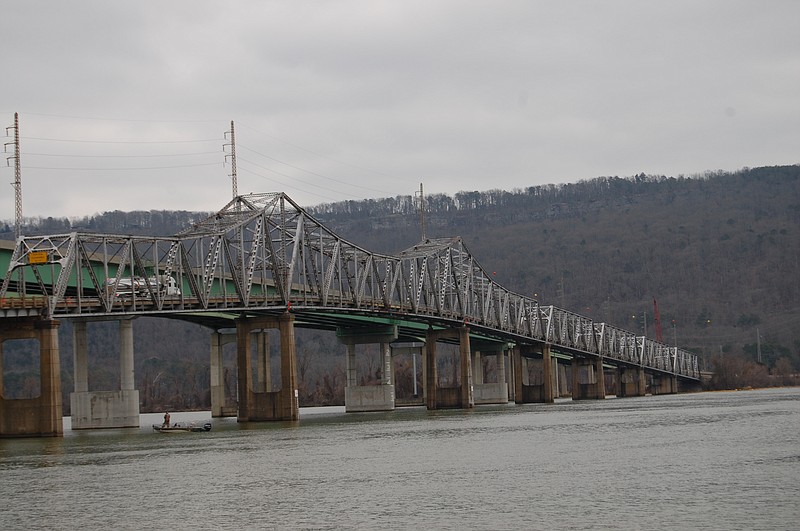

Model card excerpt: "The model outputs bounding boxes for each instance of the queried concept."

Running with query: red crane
[653,297,663,343]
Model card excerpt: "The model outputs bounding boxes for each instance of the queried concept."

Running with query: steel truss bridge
[0,192,699,381]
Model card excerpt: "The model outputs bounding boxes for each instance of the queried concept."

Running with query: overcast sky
[1,1,798,219]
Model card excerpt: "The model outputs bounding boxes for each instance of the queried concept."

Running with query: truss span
[0,192,699,380]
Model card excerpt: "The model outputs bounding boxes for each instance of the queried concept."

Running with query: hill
[310,166,800,371]
[2,165,798,409]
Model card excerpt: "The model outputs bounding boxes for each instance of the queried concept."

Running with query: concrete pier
[513,344,554,404]
[471,340,509,405]
[390,341,424,405]
[338,325,397,412]
[571,356,606,400]
[0,318,63,438]
[617,366,647,397]
[70,319,140,429]
[652,372,678,395]
[235,313,298,421]
[425,326,473,410]
[555,359,572,398]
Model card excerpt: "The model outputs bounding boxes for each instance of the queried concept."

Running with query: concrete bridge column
[472,351,483,385]
[0,318,63,438]
[558,362,571,398]
[496,348,506,395]
[425,335,437,410]
[210,331,237,417]
[459,326,474,409]
[542,345,554,403]
[337,325,397,412]
[73,320,88,394]
[553,357,560,397]
[553,357,571,398]
[382,342,392,386]
[595,356,606,400]
[71,319,139,430]
[346,343,357,387]
[120,319,135,392]
[210,332,223,417]
[638,367,647,396]
[507,346,516,402]
[277,314,299,420]
[571,359,582,400]
[421,342,427,403]
[512,345,523,403]
[235,313,298,422]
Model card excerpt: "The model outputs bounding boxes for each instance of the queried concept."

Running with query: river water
[1,388,798,530]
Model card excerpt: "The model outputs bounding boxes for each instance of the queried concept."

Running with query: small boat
[152,422,212,433]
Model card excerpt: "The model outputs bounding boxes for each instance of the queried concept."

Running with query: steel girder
[0,192,699,380]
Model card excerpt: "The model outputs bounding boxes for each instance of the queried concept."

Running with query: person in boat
[162,412,171,427]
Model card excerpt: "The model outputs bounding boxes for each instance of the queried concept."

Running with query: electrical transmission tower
[224,120,238,201]
[5,112,22,240]
[415,183,427,241]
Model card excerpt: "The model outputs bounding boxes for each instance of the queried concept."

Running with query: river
[1,387,798,530]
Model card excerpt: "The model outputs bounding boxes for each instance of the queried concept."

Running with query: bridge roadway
[0,192,701,437]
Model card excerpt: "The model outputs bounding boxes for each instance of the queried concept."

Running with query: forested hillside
[2,165,798,411]
[311,167,800,372]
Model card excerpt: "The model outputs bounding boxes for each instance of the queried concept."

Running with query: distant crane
[653,297,663,343]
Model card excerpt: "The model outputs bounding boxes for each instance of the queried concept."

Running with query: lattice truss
[1,192,698,378]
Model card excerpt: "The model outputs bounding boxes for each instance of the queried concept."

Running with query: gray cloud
[2,1,799,218]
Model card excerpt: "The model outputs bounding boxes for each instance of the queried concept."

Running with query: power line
[238,143,392,196]
[2,111,222,124]
[24,151,220,158]
[237,166,338,203]
[21,136,219,144]
[237,156,365,200]
[237,121,408,185]
[4,113,418,206]
[25,162,221,171]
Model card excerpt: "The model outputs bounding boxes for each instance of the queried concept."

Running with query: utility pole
[672,320,677,347]
[5,112,24,296]
[223,120,238,201]
[756,327,762,363]
[642,310,648,339]
[415,183,427,241]
[5,112,22,240]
